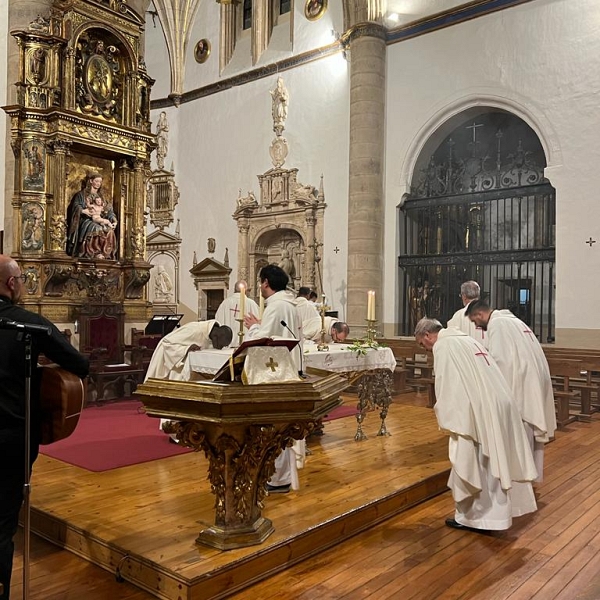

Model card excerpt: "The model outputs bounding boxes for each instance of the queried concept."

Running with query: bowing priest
[214,280,260,332]
[465,300,556,481]
[145,320,232,439]
[303,316,350,344]
[415,318,538,532]
[446,280,485,343]
[244,264,303,494]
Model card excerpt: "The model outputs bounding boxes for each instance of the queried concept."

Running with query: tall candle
[259,294,264,319]
[239,284,246,318]
[367,290,375,321]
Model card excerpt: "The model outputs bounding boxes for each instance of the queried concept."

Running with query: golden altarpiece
[3,0,155,326]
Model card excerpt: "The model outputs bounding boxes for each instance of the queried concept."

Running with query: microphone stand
[280,320,304,377]
[23,331,33,600]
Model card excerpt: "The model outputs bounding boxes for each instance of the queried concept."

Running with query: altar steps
[22,399,450,600]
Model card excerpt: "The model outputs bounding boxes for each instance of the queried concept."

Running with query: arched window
[398,110,555,342]
[243,0,252,30]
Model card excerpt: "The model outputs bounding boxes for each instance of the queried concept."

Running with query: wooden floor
[11,392,600,599]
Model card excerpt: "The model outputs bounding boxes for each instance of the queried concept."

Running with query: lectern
[135,371,347,550]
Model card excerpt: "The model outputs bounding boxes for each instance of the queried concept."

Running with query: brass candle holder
[317,295,329,352]
[236,318,245,346]
[365,319,378,343]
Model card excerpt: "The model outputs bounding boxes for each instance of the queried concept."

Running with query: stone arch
[399,93,562,196]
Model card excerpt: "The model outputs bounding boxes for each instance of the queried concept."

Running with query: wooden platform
[28,400,449,600]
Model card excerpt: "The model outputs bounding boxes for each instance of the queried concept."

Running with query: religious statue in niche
[66,171,118,260]
[278,248,296,282]
[29,47,47,85]
[154,265,173,302]
[156,111,169,170]
[75,37,122,121]
[21,202,44,251]
[22,141,45,191]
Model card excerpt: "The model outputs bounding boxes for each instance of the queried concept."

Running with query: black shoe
[266,483,291,494]
[445,518,491,534]
[168,437,179,444]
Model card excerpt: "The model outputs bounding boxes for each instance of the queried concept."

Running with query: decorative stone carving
[155,111,169,170]
[21,202,45,251]
[147,168,180,230]
[234,80,327,293]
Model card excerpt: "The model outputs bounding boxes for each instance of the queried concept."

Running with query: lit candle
[367,290,375,321]
[259,294,264,319]
[239,283,246,318]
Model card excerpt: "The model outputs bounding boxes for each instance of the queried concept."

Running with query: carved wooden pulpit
[135,372,347,550]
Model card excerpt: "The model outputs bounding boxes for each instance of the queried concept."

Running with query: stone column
[238,219,250,282]
[305,210,316,290]
[218,0,236,74]
[345,24,386,330]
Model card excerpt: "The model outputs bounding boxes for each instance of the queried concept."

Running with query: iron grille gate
[397,183,556,342]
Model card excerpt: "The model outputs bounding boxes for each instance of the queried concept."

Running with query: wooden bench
[547,359,586,428]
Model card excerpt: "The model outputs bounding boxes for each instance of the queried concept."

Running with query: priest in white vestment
[415,318,538,532]
[295,286,319,324]
[446,280,485,343]
[214,280,260,334]
[465,300,556,481]
[302,315,350,344]
[244,264,303,493]
[145,320,232,436]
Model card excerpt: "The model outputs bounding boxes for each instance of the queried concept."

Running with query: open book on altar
[212,337,299,383]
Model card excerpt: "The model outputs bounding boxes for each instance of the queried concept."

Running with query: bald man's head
[0,255,24,304]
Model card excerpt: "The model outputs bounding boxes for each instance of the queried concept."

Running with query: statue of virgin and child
[66,171,118,260]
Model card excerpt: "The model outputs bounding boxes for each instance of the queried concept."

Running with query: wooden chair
[129,328,162,377]
[78,301,144,403]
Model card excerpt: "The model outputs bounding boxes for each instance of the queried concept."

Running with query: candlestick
[239,283,246,318]
[236,318,245,346]
[259,294,264,319]
[317,296,329,351]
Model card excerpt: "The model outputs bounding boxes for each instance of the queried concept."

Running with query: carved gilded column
[218,0,237,74]
[345,23,386,330]
[238,219,250,282]
[131,158,146,260]
[47,138,71,253]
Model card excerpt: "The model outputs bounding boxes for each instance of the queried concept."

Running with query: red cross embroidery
[230,304,240,317]
[474,343,490,366]
[523,328,535,340]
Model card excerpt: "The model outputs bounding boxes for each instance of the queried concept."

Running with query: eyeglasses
[7,273,27,285]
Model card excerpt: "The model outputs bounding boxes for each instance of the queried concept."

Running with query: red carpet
[323,405,358,421]
[40,400,191,472]
[40,401,357,472]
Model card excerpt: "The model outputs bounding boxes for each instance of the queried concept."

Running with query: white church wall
[144,4,171,100]
[385,0,600,344]
[154,52,350,320]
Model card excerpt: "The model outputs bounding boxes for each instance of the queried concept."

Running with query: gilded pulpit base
[163,420,315,550]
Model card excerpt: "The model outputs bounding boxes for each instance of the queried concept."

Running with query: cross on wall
[586,237,596,247]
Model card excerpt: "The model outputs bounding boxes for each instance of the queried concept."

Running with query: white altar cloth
[186,343,396,377]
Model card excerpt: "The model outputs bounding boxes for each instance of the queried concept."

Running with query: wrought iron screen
[398,115,556,342]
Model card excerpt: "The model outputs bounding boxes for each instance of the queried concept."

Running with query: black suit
[0,295,89,599]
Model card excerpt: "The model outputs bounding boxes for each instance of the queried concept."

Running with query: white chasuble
[433,328,538,529]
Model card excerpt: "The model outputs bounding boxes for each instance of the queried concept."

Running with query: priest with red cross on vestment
[214,280,260,333]
[465,300,556,482]
[415,318,538,532]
